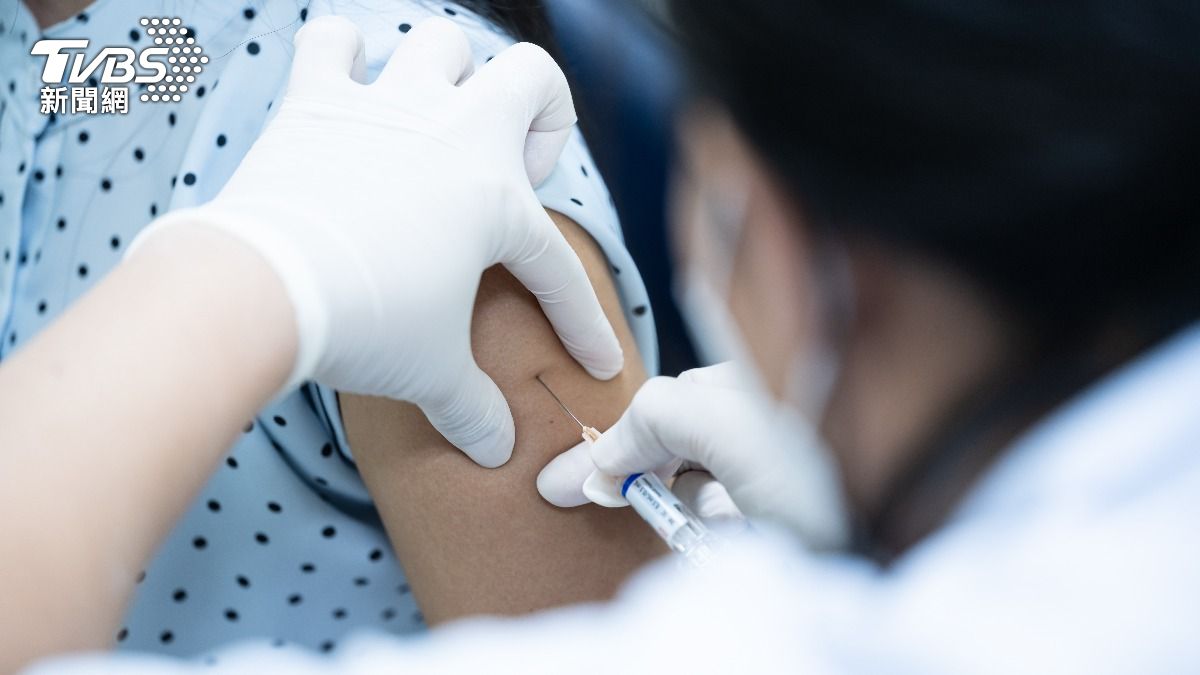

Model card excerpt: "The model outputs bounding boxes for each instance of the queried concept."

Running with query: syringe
[536,375,722,568]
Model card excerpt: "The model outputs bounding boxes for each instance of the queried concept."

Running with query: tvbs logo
[31,17,207,116]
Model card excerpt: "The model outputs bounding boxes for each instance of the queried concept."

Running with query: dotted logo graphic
[139,17,208,103]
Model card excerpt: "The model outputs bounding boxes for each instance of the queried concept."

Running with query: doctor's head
[666,0,1200,550]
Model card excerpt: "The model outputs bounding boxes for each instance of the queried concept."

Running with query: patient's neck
[24,0,93,28]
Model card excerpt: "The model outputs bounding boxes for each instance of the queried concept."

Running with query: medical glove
[538,363,849,549]
[129,17,624,468]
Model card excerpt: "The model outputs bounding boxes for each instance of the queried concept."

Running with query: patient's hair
[669,0,1200,352]
[453,0,560,58]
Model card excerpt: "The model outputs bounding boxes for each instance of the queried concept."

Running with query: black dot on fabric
[300,563,315,573]
[322,526,336,539]
[611,265,621,275]
[255,532,269,545]
[381,608,396,621]
[272,415,286,427]
[225,609,239,622]
[332,608,347,620]
[633,305,648,316]
[100,178,112,191]
[243,420,254,433]
[444,7,457,15]
[137,571,147,583]
[87,76,98,89]
[168,112,177,126]
[226,456,238,468]
[353,577,368,587]
[570,198,583,206]
[17,252,27,266]
[129,29,139,42]
[160,631,173,644]
[193,536,208,549]
[33,169,44,182]
[247,41,260,55]
[37,300,47,314]
[196,85,206,98]
[319,641,335,653]
[243,7,256,19]
[77,264,89,278]
[236,575,251,588]
[581,165,588,177]
[149,203,158,216]
[368,548,383,562]
[300,8,308,21]
[18,161,25,174]
[77,130,89,144]
[207,499,221,512]
[320,443,333,457]
[267,501,282,513]
[55,165,62,177]
[216,134,227,147]
[6,81,13,94]
[110,235,120,250]
[9,332,16,346]
[288,594,303,605]
[171,176,178,188]
[398,23,411,32]
[133,147,145,161]
[173,588,187,602]
[266,100,273,111]
[183,173,196,186]
[56,217,66,230]
[76,12,89,23]
[117,628,128,642]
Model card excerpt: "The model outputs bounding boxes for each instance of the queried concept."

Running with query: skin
[0,226,297,672]
[673,107,1022,543]
[24,0,90,28]
[341,211,664,624]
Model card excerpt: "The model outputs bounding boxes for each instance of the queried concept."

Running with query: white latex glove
[537,362,850,549]
[129,17,623,467]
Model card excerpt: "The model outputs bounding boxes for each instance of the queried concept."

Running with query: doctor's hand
[130,17,622,467]
[537,363,850,549]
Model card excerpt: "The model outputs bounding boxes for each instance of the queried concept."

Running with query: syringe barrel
[621,472,719,567]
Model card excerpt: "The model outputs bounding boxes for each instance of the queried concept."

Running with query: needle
[536,374,586,430]
[536,374,601,442]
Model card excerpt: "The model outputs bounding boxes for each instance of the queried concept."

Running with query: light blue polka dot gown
[0,0,657,659]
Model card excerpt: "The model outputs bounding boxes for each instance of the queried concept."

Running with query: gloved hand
[538,362,850,549]
[129,17,623,467]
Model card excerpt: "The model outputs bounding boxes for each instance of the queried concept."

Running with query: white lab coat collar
[954,321,1200,522]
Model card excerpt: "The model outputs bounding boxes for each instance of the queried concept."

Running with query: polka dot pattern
[0,0,657,661]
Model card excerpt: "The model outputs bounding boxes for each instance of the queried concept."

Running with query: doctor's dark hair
[668,0,1200,349]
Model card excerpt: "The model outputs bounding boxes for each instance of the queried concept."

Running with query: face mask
[675,181,852,548]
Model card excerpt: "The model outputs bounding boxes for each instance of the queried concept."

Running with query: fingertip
[460,420,514,468]
[580,341,624,381]
[536,440,593,507]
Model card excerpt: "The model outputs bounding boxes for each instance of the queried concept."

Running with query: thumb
[417,357,515,468]
[589,376,749,478]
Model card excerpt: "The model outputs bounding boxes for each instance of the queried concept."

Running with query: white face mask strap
[785,236,855,424]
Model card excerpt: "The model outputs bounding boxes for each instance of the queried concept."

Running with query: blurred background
[543,0,698,375]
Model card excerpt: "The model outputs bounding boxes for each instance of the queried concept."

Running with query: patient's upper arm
[340,210,664,624]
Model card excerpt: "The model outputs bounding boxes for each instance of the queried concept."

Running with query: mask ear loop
[783,236,856,422]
